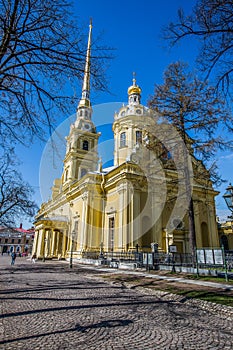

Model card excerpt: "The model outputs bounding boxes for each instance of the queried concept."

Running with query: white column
[62,229,68,257]
[133,190,141,245]
[50,229,56,256]
[117,182,129,251]
[32,231,39,256]
[80,192,88,250]
[38,229,45,258]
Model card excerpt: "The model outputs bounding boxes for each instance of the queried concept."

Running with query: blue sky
[17,0,232,227]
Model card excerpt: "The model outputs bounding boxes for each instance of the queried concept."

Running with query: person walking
[11,252,16,265]
[31,253,36,263]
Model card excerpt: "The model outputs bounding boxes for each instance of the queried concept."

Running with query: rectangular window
[109,217,115,252]
[18,239,21,244]
[136,130,142,144]
[11,239,14,244]
[120,132,126,148]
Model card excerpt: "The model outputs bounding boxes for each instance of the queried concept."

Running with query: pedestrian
[31,253,36,263]
[11,252,16,265]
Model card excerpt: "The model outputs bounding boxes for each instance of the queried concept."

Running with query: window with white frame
[109,217,115,252]
[136,130,142,144]
[120,132,126,147]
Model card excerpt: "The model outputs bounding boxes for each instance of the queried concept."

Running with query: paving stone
[0,256,233,349]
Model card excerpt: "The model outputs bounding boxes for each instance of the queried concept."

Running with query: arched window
[141,216,152,248]
[201,222,210,247]
[109,217,115,252]
[65,169,69,181]
[136,130,142,144]
[81,168,87,178]
[120,132,126,148]
[83,140,89,151]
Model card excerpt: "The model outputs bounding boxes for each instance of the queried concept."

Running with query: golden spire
[128,72,142,96]
[78,19,92,109]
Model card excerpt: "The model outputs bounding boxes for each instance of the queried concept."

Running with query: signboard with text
[205,249,214,264]
[196,248,224,266]
[213,249,224,265]
[169,245,177,253]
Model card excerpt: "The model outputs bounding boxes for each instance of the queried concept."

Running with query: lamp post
[223,183,233,217]
[223,183,233,251]
[69,230,75,268]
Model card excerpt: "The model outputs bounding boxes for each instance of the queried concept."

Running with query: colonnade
[32,226,70,259]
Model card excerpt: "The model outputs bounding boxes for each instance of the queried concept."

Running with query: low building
[0,224,35,255]
[218,220,233,250]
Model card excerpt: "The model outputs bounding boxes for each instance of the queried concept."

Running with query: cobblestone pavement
[0,256,233,350]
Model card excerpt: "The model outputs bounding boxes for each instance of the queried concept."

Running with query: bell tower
[63,20,100,186]
[113,74,148,166]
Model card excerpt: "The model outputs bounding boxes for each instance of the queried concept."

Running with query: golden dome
[127,74,141,95]
[128,84,141,95]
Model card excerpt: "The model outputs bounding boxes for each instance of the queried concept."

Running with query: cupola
[128,73,141,105]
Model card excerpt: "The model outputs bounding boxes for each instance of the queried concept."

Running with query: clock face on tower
[84,123,90,130]
[131,153,140,164]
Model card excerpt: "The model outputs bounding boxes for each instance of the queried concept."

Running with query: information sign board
[143,253,148,265]
[196,249,205,264]
[148,253,153,265]
[205,249,214,264]
[169,245,177,253]
[213,249,224,265]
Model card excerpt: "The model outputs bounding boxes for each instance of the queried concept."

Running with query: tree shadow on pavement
[0,298,172,320]
[0,319,134,345]
[75,319,133,333]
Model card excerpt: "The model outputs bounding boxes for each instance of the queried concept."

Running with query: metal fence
[154,252,193,267]
[225,251,233,270]
[81,250,233,271]
[81,251,194,267]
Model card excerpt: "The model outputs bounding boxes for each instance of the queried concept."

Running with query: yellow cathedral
[33,23,220,261]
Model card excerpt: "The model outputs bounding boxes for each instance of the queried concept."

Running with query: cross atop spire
[78,19,92,109]
[132,72,136,86]
[127,72,142,105]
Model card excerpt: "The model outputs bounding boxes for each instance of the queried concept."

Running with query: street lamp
[69,230,75,268]
[223,183,233,217]
[222,183,233,251]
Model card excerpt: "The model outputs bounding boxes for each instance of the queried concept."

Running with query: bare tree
[0,150,38,226]
[148,61,232,255]
[164,0,233,95]
[0,0,109,145]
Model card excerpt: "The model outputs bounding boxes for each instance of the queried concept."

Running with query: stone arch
[83,140,89,151]
[140,216,152,249]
